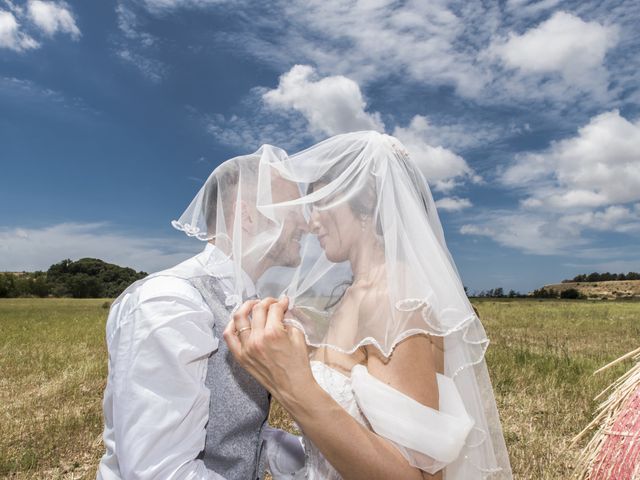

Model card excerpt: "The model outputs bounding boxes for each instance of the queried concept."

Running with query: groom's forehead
[270,173,301,201]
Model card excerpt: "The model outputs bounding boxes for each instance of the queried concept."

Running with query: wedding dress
[297,362,369,480]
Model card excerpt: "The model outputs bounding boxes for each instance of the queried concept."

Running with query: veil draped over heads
[172,146,308,304]
[173,131,511,478]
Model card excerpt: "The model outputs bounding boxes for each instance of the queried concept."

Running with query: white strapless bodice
[297,361,369,480]
[293,360,476,480]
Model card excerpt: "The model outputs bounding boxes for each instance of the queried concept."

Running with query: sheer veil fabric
[173,131,512,478]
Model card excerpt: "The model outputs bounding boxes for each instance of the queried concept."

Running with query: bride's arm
[224,298,442,480]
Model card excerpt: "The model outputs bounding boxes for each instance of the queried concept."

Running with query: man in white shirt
[97,150,308,479]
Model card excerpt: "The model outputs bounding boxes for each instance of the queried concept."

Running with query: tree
[0,273,17,297]
[564,271,640,283]
[67,273,103,298]
[46,258,146,298]
[27,272,51,297]
[532,287,557,298]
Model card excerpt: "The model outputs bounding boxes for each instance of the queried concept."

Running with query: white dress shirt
[97,244,304,480]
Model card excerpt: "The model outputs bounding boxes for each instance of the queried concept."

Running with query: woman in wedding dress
[221,131,512,479]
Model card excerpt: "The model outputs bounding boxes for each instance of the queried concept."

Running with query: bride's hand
[223,296,315,406]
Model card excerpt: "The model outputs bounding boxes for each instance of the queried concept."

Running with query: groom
[97,151,307,479]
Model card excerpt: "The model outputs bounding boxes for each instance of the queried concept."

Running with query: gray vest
[190,275,271,480]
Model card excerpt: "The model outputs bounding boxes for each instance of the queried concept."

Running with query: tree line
[467,286,584,299]
[530,287,584,299]
[2,266,636,300]
[466,287,526,298]
[0,258,147,298]
[563,272,640,283]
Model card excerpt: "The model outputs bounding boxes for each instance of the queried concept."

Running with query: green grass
[1,298,638,479]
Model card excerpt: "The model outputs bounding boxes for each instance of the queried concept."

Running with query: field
[1,298,639,479]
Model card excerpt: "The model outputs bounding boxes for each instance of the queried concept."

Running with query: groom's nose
[293,208,310,232]
[297,215,310,233]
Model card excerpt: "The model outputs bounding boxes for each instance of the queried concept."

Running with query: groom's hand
[223,297,313,406]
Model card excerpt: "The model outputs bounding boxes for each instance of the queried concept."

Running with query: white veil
[171,145,308,304]
[173,131,512,478]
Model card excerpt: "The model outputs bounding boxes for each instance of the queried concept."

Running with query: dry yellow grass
[0,299,107,479]
[1,297,638,479]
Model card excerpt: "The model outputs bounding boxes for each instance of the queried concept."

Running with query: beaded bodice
[298,361,369,480]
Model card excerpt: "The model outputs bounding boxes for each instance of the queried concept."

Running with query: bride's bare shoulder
[365,334,439,408]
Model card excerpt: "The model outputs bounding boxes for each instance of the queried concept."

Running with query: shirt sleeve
[261,426,306,479]
[110,276,226,480]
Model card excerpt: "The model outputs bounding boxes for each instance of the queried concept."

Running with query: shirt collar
[196,243,257,299]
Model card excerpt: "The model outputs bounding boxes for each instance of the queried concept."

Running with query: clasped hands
[223,296,315,408]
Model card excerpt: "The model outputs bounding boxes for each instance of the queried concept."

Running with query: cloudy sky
[1,0,639,293]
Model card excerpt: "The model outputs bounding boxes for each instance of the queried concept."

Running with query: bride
[223,131,512,479]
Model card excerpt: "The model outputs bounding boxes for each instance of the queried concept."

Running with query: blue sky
[1,0,639,294]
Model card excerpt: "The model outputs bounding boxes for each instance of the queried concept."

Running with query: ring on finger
[236,326,252,336]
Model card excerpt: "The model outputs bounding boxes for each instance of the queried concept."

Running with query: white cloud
[504,0,561,18]
[204,109,312,153]
[112,2,167,82]
[116,3,156,46]
[0,75,99,117]
[435,197,473,212]
[139,0,232,15]
[117,48,166,83]
[490,11,616,74]
[0,223,198,273]
[487,11,618,98]
[263,65,384,136]
[0,10,38,51]
[27,0,80,39]
[464,110,640,255]
[560,205,640,234]
[460,203,640,256]
[212,1,638,105]
[460,211,588,255]
[501,110,640,209]
[223,0,487,98]
[394,115,503,152]
[131,0,640,107]
[0,1,79,51]
[392,115,480,188]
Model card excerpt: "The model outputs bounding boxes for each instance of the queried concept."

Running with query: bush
[560,288,582,299]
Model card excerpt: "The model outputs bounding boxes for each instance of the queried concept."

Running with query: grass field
[1,298,638,479]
